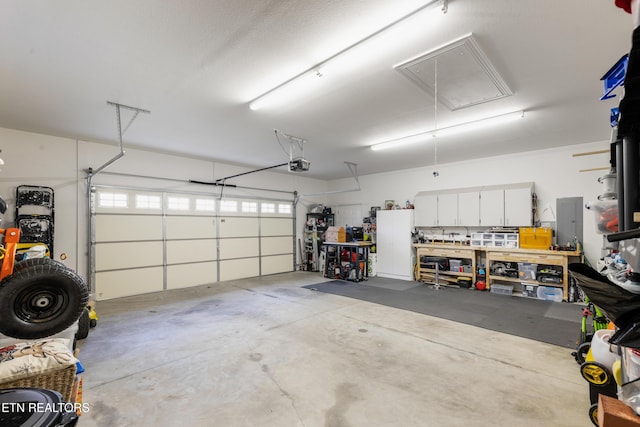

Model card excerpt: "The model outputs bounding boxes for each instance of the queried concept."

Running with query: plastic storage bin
[449,259,462,272]
[518,262,538,280]
[505,233,519,248]
[586,199,618,234]
[490,283,513,296]
[536,286,563,302]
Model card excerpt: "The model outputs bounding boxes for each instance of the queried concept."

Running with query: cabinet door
[457,191,480,226]
[376,210,414,280]
[480,189,504,226]
[392,210,414,278]
[414,193,438,226]
[375,210,394,275]
[438,193,458,226]
[504,187,532,226]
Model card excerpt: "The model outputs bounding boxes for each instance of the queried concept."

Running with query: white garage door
[92,187,294,300]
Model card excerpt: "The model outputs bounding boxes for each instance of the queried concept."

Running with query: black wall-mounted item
[15,185,55,256]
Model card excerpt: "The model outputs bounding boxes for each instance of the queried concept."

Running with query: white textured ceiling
[0,0,631,179]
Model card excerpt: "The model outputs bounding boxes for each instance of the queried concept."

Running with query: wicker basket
[0,364,77,402]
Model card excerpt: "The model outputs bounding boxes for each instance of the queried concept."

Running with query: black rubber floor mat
[303,279,582,348]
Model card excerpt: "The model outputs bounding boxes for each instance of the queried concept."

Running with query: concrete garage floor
[77,272,590,427]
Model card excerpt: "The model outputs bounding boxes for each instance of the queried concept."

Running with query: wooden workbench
[485,247,583,301]
[413,243,583,301]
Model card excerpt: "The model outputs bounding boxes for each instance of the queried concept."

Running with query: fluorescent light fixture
[250,68,325,111]
[248,0,447,111]
[370,110,525,151]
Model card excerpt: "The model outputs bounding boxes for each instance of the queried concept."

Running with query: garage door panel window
[261,203,275,214]
[220,200,238,213]
[167,196,190,211]
[195,198,215,213]
[278,203,292,215]
[242,201,258,213]
[136,194,161,210]
[98,192,128,209]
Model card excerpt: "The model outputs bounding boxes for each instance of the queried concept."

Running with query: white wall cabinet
[480,186,533,227]
[376,209,415,281]
[415,183,533,228]
[437,193,458,226]
[504,187,532,226]
[414,193,438,226]
[479,189,505,226]
[457,191,480,226]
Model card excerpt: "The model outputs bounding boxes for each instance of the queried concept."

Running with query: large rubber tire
[0,263,89,339]
[13,257,67,274]
[75,307,90,340]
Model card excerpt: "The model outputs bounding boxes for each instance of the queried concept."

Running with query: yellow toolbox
[518,227,552,249]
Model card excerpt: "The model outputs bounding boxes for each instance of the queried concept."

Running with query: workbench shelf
[486,275,560,286]
[418,269,474,278]
[413,244,582,301]
[485,247,582,301]
[414,244,478,285]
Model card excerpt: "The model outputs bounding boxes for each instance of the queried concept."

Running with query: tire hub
[33,294,53,308]
[16,287,66,323]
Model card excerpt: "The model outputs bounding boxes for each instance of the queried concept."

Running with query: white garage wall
[0,128,80,271]
[0,127,329,286]
[325,140,611,267]
[0,125,617,282]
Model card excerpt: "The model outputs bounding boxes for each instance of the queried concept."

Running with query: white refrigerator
[376,209,415,281]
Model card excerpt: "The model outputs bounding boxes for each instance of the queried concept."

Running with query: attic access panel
[395,34,512,111]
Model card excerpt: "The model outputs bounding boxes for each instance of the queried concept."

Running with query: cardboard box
[325,226,346,243]
[598,394,640,427]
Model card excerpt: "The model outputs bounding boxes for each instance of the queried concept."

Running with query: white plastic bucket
[598,173,617,195]
[590,329,618,370]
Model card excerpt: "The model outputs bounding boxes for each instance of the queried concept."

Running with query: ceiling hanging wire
[433,59,439,177]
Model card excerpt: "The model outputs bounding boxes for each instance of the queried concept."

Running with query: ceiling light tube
[370,110,525,151]
[248,0,447,111]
